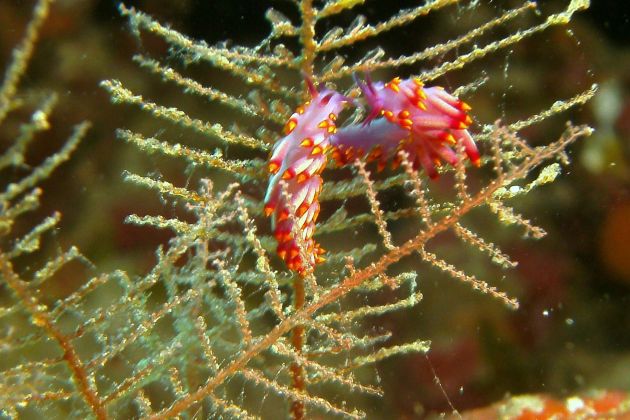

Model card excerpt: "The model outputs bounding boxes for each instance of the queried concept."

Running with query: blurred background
[1,0,629,417]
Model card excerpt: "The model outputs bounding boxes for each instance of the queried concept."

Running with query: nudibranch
[330,75,480,178]
[266,75,481,273]
[264,79,348,273]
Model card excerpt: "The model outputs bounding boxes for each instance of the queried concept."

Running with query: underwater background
[1,0,630,418]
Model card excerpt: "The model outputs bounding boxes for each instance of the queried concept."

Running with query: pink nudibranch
[266,76,479,273]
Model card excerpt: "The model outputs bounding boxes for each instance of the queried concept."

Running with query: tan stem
[299,0,316,96]
[0,254,107,419]
[290,274,306,420]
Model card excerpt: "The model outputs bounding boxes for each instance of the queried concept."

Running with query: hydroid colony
[0,0,602,418]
